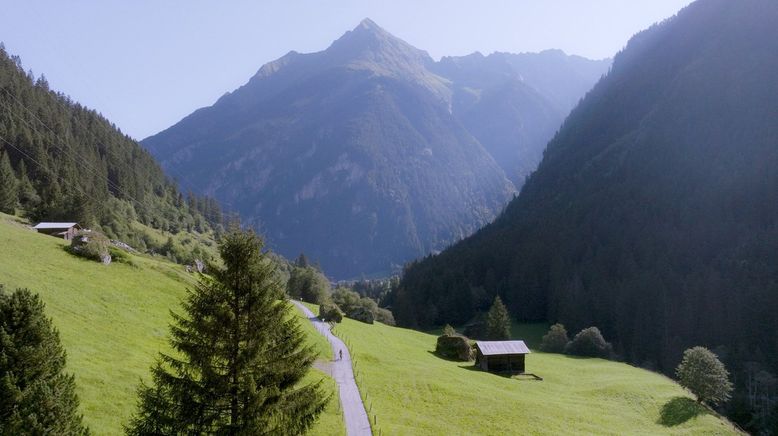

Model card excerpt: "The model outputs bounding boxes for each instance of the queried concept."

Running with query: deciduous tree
[676,346,733,406]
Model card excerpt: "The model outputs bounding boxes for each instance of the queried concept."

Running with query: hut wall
[482,354,525,373]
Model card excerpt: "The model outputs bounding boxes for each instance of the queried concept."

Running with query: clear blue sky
[1,1,694,140]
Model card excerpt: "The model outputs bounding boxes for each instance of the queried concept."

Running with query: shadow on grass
[658,396,708,426]
[456,363,543,380]
[425,350,474,363]
[458,364,512,379]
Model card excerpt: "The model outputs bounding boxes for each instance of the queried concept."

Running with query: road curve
[292,300,372,436]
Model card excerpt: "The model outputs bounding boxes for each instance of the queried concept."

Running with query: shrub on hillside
[565,327,612,358]
[375,307,396,326]
[319,303,343,323]
[676,346,733,406]
[540,323,569,353]
[332,288,396,325]
[68,230,111,264]
[435,327,474,361]
[349,306,374,324]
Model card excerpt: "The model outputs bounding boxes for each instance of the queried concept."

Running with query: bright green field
[0,214,341,435]
[331,315,741,435]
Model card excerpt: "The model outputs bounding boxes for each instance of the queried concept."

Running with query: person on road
[339,349,343,361]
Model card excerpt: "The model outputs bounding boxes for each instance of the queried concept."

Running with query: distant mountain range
[143,19,609,278]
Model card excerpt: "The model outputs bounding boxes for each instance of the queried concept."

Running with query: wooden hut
[475,340,531,373]
[33,222,81,241]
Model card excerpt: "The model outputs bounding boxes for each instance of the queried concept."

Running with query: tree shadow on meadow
[658,396,709,427]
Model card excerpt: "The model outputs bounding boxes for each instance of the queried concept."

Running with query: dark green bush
[435,335,474,361]
[349,306,374,324]
[375,307,395,326]
[540,323,569,353]
[319,303,343,323]
[565,327,612,358]
[331,288,396,325]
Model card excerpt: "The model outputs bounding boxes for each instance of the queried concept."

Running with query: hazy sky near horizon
[1,1,694,139]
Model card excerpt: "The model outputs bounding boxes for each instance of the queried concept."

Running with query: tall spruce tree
[0,151,18,214]
[126,229,327,435]
[0,286,89,435]
[15,160,40,210]
[486,296,511,341]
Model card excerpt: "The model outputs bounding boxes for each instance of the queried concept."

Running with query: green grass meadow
[331,315,741,435]
[0,214,341,434]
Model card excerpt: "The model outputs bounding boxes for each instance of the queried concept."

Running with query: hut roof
[33,222,79,230]
[476,340,531,356]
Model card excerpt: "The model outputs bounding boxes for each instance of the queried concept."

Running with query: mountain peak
[326,18,437,75]
[337,17,397,48]
[357,17,382,32]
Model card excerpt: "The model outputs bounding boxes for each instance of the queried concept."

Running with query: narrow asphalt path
[292,300,372,436]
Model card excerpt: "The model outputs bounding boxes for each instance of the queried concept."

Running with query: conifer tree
[0,286,89,435]
[15,160,40,210]
[126,229,327,435]
[486,296,511,340]
[0,151,18,214]
[296,253,310,268]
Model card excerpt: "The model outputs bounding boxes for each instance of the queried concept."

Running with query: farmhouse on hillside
[475,340,531,373]
[33,222,81,241]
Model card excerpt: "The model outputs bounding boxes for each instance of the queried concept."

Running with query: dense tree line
[391,0,778,431]
[345,276,399,306]
[0,45,224,249]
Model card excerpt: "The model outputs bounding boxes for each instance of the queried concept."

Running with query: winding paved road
[292,301,372,436]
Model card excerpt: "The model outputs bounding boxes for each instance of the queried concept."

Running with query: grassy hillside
[0,214,341,434]
[330,313,740,435]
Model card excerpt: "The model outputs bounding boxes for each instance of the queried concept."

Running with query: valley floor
[325,305,740,435]
[0,214,740,435]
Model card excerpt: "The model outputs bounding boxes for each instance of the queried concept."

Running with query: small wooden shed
[475,340,531,373]
[33,222,81,241]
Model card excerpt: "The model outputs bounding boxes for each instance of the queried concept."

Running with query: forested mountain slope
[394,1,778,427]
[144,19,608,278]
[0,45,223,251]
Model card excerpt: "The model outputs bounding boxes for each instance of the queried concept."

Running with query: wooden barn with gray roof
[475,340,531,373]
[33,222,81,241]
